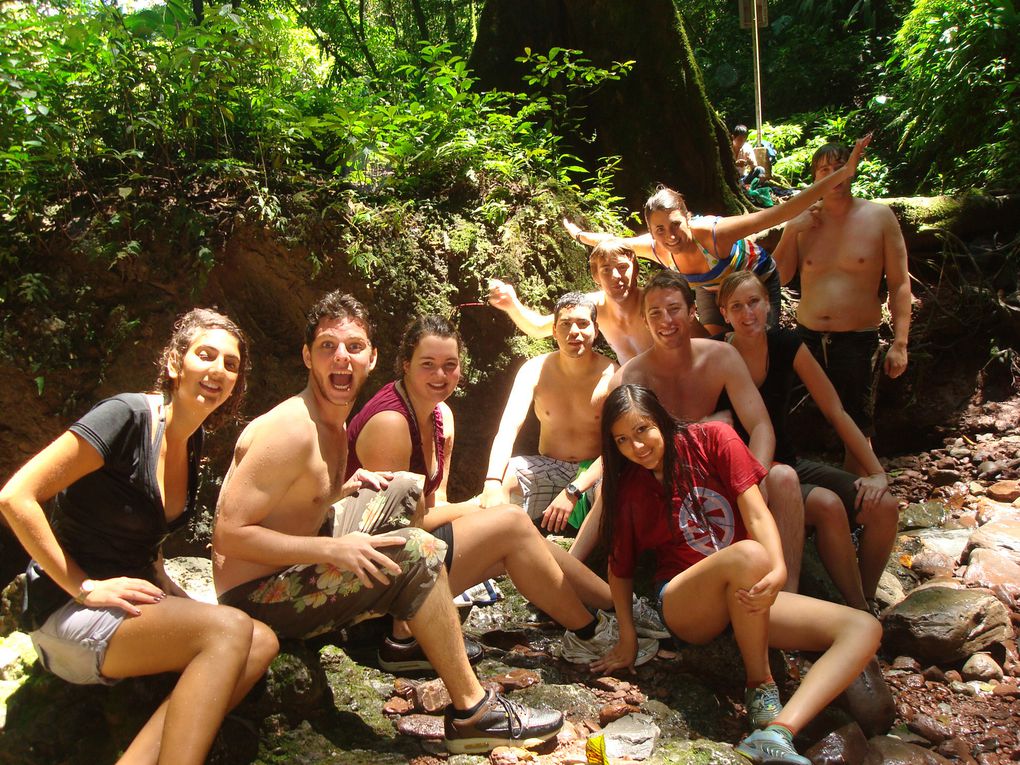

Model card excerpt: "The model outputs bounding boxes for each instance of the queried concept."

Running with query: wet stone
[395,714,445,740]
[599,701,640,726]
[901,501,950,530]
[488,668,541,692]
[962,652,1004,682]
[893,656,922,671]
[413,679,452,713]
[383,696,414,715]
[803,721,872,764]
[923,666,947,683]
[907,713,953,743]
[839,657,896,737]
[987,480,1020,503]
[868,734,955,763]
[937,737,978,764]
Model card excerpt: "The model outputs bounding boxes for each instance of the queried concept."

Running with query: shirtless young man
[480,293,617,535]
[211,291,562,754]
[488,239,706,364]
[772,142,911,473]
[603,271,806,592]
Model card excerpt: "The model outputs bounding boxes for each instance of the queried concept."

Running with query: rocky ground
[1,396,1018,765]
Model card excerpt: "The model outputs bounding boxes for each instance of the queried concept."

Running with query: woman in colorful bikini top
[564,132,871,335]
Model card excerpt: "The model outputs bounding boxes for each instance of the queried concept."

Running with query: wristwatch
[565,482,582,501]
[75,579,96,605]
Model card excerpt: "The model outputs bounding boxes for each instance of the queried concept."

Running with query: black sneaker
[444,689,563,754]
[378,635,483,673]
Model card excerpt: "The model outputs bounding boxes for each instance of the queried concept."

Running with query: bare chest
[799,218,884,279]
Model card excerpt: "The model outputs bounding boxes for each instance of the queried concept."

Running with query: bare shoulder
[694,338,741,369]
[585,290,608,308]
[858,198,898,225]
[359,409,411,440]
[234,396,316,466]
[617,353,649,384]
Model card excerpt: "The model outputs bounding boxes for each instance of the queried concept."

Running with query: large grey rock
[875,570,907,611]
[900,501,949,530]
[601,713,660,760]
[838,658,895,736]
[804,722,881,764]
[882,586,1014,664]
[961,652,1003,681]
[867,735,954,763]
[649,738,744,764]
[162,556,216,603]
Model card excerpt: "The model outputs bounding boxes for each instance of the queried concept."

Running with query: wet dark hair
[156,308,250,430]
[811,142,851,177]
[732,124,749,138]
[395,315,463,378]
[641,269,696,313]
[305,291,373,348]
[643,185,689,230]
[717,271,768,311]
[599,385,698,553]
[553,291,597,324]
[588,239,638,283]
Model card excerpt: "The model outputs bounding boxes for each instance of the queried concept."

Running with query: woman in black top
[0,308,278,765]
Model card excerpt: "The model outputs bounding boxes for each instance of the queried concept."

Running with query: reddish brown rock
[868,734,955,763]
[592,676,632,693]
[987,480,1020,503]
[893,656,923,671]
[967,519,1020,565]
[992,681,1019,697]
[962,652,1004,681]
[963,549,1020,604]
[413,678,452,713]
[936,737,978,764]
[395,714,445,740]
[488,668,541,692]
[907,712,953,743]
[839,658,896,736]
[598,701,639,726]
[976,498,1020,525]
[383,696,414,715]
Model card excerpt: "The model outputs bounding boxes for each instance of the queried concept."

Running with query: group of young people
[0,134,910,765]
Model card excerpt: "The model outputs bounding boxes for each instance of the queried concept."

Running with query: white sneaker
[560,611,659,667]
[631,596,670,639]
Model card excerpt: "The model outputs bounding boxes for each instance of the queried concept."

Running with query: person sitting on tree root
[346,314,665,670]
[716,271,900,612]
[0,308,279,765]
[212,291,563,755]
[563,134,873,335]
[594,384,881,765]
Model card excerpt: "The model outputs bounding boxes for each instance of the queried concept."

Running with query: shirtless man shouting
[489,239,705,364]
[773,142,911,472]
[212,291,562,754]
[481,292,616,535]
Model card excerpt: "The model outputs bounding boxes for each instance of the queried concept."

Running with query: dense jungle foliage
[0,0,1017,377]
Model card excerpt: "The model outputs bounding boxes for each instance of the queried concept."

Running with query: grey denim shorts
[31,599,126,685]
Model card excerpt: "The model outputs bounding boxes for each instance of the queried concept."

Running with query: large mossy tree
[469,0,747,215]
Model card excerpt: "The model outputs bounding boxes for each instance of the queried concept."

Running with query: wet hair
[395,315,463,377]
[732,124,749,138]
[642,269,696,313]
[553,291,597,325]
[643,185,689,230]
[156,308,250,430]
[599,385,699,553]
[811,142,851,177]
[717,271,769,311]
[588,239,638,284]
[304,290,373,347]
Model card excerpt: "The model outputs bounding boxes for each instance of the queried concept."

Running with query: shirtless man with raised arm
[772,142,911,473]
[488,239,706,364]
[480,292,616,536]
[212,291,561,755]
[601,270,805,592]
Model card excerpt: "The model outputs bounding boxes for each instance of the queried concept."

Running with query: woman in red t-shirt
[593,384,881,764]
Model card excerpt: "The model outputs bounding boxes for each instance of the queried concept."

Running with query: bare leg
[546,541,612,610]
[766,592,881,733]
[568,492,603,562]
[855,492,899,601]
[101,598,279,765]
[445,505,594,631]
[408,567,486,710]
[660,540,773,684]
[765,465,804,593]
[804,488,867,610]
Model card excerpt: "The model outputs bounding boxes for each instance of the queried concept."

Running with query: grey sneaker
[745,681,783,730]
[560,611,659,667]
[444,688,563,754]
[378,635,483,673]
[735,728,810,764]
[631,595,670,639]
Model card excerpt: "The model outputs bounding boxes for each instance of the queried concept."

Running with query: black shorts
[795,458,861,525]
[796,326,879,437]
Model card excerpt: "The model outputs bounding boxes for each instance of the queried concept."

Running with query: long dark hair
[394,315,463,378]
[599,384,692,552]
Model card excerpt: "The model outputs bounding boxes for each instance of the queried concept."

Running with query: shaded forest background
[0,0,1018,541]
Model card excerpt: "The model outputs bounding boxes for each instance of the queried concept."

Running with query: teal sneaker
[745,681,782,730]
[735,729,810,764]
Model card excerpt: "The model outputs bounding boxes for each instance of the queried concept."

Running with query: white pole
[751,0,764,146]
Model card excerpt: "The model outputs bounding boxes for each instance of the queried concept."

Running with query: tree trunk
[468,0,747,216]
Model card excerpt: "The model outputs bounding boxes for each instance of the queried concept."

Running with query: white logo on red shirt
[677,487,736,556]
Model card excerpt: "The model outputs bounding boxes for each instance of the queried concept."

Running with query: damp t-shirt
[608,421,767,583]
